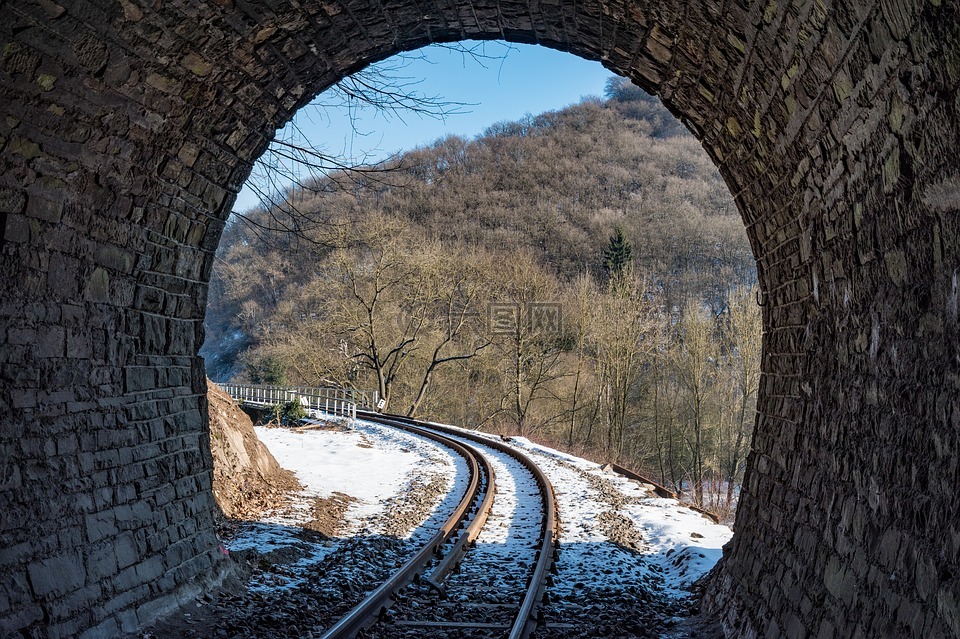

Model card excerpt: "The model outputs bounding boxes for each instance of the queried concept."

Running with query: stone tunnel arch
[1,0,958,637]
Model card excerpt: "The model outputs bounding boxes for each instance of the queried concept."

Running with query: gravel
[377,472,452,539]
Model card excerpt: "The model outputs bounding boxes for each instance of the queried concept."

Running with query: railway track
[318,411,559,639]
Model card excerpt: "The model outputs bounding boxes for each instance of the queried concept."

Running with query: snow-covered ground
[415,423,732,603]
[253,419,467,528]
[226,415,732,607]
[224,418,467,591]
[508,436,730,596]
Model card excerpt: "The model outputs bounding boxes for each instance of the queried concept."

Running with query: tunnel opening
[203,40,760,528]
[1,0,959,637]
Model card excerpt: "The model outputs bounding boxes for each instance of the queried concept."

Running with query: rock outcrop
[207,380,301,520]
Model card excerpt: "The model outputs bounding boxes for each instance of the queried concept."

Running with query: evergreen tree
[604,76,652,103]
[248,357,286,385]
[603,226,633,277]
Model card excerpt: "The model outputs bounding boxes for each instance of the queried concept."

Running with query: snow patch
[229,415,732,601]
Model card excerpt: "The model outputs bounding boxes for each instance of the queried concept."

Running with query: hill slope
[201,80,760,519]
[204,82,753,380]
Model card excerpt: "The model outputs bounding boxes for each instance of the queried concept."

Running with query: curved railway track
[318,411,559,639]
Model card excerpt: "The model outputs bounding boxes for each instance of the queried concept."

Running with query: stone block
[784,613,808,639]
[124,366,154,393]
[7,326,36,345]
[57,524,85,549]
[86,542,119,581]
[11,389,37,409]
[114,564,145,595]
[142,314,166,353]
[48,583,101,623]
[134,555,164,583]
[77,617,119,639]
[35,325,65,358]
[135,591,181,628]
[937,583,960,637]
[134,285,165,314]
[48,253,79,298]
[114,532,139,570]
[1,603,44,636]
[27,551,85,597]
[117,608,139,633]
[100,582,148,617]
[823,555,856,608]
[815,618,834,639]
[66,329,92,359]
[84,268,110,303]
[85,511,118,543]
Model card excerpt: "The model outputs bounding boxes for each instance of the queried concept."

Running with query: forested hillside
[203,78,759,520]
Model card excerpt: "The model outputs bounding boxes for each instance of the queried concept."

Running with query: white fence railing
[220,384,377,420]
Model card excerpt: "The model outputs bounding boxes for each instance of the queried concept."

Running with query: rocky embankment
[207,379,301,519]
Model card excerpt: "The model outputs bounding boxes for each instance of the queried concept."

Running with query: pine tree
[603,226,633,277]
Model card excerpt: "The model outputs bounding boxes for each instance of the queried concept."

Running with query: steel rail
[318,414,492,639]
[608,462,721,524]
[359,410,559,639]
[368,414,498,590]
[425,448,496,590]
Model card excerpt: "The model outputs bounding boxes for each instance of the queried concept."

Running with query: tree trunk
[407,363,437,417]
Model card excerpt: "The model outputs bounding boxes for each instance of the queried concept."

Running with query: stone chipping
[376,473,453,539]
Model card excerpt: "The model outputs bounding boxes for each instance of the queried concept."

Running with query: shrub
[282,398,307,422]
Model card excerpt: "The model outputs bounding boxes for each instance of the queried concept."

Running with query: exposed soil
[303,491,355,537]
[207,379,302,520]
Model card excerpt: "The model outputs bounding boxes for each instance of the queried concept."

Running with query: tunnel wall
[1,0,959,637]
[0,1,237,635]
[704,2,960,637]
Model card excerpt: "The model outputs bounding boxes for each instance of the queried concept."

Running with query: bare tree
[671,301,721,506]
[235,43,520,243]
[649,346,681,488]
[563,273,596,447]
[718,284,762,514]
[490,253,565,437]
[591,268,659,459]
[319,216,496,414]
[405,247,493,417]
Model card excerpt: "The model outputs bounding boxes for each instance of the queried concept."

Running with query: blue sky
[234,41,614,213]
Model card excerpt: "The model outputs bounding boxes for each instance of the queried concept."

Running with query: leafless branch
[234,42,516,244]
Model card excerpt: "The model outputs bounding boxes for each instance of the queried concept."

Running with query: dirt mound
[207,379,302,519]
